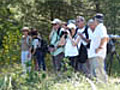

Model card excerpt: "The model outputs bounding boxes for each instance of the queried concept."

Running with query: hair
[88,19,94,26]
[30,28,38,36]
[76,16,85,23]
[96,19,103,23]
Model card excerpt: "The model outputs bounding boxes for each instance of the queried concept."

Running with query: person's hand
[78,33,84,39]
[48,47,55,53]
[95,47,102,53]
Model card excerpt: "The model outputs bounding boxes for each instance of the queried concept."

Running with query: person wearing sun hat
[22,27,30,32]
[49,18,64,73]
[21,26,32,74]
[88,13,109,83]
[64,23,81,70]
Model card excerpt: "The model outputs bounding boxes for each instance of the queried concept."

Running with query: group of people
[21,13,109,83]
[21,28,47,73]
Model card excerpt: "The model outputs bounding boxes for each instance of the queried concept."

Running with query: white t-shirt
[32,39,40,49]
[88,23,108,59]
[65,36,79,57]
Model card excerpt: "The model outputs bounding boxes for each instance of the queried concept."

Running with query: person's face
[52,23,60,30]
[62,24,67,29]
[89,22,96,31]
[22,30,29,36]
[76,20,85,29]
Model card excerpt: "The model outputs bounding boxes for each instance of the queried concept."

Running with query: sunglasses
[22,30,29,32]
[52,24,57,26]
[76,19,84,23]
[76,21,81,23]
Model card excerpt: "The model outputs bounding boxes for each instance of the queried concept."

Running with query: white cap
[51,18,61,24]
[67,23,76,30]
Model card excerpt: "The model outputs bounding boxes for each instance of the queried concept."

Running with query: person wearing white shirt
[88,14,109,83]
[76,16,90,74]
[64,23,81,70]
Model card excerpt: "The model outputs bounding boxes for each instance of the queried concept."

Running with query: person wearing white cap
[88,13,109,83]
[21,27,32,74]
[49,18,64,72]
[64,23,81,70]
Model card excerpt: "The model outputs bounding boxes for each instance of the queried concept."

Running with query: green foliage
[0,30,21,65]
[0,64,120,90]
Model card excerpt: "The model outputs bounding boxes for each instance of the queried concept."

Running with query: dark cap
[93,13,104,22]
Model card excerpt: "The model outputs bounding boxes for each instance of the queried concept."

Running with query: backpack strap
[57,27,61,36]
[83,25,90,48]
[76,27,79,33]
[72,28,78,39]
[83,25,89,39]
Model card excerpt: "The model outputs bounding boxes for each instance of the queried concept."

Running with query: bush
[0,30,21,65]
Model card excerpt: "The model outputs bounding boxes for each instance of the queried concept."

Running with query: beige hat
[22,27,29,32]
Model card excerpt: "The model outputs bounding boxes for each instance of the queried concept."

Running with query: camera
[60,30,68,38]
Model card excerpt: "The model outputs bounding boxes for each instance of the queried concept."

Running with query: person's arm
[78,33,90,43]
[96,37,109,53]
[73,36,81,46]
[32,48,36,55]
[31,40,38,55]
[68,31,81,46]
[58,35,66,47]
[96,27,109,53]
[29,36,32,52]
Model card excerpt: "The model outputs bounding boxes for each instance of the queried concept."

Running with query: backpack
[76,26,89,63]
[31,37,48,56]
[41,39,48,56]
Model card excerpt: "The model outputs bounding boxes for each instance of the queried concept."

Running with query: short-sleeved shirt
[32,39,40,49]
[21,35,31,51]
[88,23,108,59]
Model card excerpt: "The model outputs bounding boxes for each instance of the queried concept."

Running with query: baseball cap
[51,18,61,24]
[93,13,104,22]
